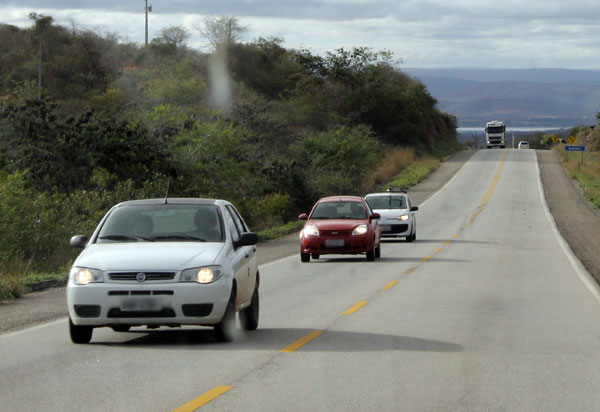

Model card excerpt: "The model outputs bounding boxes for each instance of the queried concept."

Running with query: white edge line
[1,317,67,339]
[258,253,297,270]
[535,151,600,304]
[418,152,472,208]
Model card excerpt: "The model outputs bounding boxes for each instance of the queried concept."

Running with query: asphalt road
[2,149,600,411]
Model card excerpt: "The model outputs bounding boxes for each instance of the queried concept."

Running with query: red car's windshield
[311,201,367,220]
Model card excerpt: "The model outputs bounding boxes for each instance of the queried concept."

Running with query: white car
[67,198,259,344]
[518,141,530,149]
[365,189,418,241]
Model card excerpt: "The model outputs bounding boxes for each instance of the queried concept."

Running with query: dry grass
[0,256,32,299]
[369,148,416,186]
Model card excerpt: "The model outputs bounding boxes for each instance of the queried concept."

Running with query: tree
[155,26,190,51]
[195,16,247,51]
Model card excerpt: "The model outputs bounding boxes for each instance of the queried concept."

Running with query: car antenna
[163,177,170,204]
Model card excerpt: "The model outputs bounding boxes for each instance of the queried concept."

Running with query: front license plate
[380,225,391,232]
[120,298,160,312]
[325,239,345,248]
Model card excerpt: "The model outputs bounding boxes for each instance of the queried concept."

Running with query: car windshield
[366,195,407,210]
[97,204,223,243]
[311,201,367,219]
[486,126,505,133]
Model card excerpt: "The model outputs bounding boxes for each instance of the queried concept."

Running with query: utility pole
[144,0,152,46]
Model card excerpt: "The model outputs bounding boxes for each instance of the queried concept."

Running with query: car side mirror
[235,232,259,248]
[298,213,308,220]
[70,235,89,248]
[410,206,419,212]
[371,213,381,220]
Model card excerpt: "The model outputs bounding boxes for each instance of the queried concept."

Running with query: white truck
[485,120,506,148]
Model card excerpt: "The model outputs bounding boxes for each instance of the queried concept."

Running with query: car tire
[375,243,381,258]
[239,286,259,331]
[214,295,236,342]
[311,253,320,259]
[69,318,93,344]
[366,240,376,261]
[300,252,310,263]
[111,325,131,332]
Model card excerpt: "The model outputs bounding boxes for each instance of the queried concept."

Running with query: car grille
[108,272,176,281]
[108,290,174,296]
[320,230,352,236]
[383,224,408,233]
[182,304,213,317]
[107,308,176,318]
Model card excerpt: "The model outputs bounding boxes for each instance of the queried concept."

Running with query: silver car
[365,190,418,241]
[67,198,259,343]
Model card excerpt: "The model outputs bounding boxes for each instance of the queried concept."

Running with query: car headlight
[180,265,224,284]
[70,267,104,285]
[303,224,319,237]
[398,215,409,221]
[352,224,368,235]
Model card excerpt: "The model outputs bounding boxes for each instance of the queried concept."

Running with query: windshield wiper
[148,235,207,242]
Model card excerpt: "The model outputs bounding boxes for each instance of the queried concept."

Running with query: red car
[299,196,381,262]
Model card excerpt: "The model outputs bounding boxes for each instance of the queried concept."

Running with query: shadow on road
[91,327,463,353]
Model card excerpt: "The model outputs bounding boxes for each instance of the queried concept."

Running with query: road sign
[552,135,558,142]
[565,146,585,151]
[568,136,576,144]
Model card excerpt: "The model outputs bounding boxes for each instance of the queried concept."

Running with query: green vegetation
[0,16,460,298]
[555,125,600,208]
[386,158,440,189]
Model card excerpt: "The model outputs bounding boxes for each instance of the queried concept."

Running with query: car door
[225,205,257,307]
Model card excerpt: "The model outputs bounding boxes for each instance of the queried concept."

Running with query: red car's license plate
[325,239,345,248]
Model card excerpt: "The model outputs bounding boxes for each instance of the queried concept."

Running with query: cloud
[1,0,600,69]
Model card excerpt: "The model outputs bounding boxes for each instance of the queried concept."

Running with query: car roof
[115,198,222,207]
[365,192,408,197]
[318,195,364,203]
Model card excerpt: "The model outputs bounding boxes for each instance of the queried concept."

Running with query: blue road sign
[565,146,585,151]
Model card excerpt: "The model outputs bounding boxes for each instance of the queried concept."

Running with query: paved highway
[2,149,600,411]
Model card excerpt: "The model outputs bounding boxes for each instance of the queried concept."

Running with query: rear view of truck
[485,120,506,148]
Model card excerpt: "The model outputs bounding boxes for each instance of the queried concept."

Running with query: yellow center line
[421,256,431,262]
[434,247,443,253]
[444,240,450,245]
[381,280,398,290]
[452,233,459,239]
[280,330,323,353]
[404,266,417,275]
[342,300,368,315]
[173,386,234,412]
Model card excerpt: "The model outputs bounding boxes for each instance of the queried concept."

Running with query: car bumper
[379,222,411,237]
[66,278,231,327]
[300,234,371,255]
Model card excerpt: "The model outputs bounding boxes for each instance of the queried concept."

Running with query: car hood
[74,242,225,271]
[372,209,408,219]
[309,219,367,230]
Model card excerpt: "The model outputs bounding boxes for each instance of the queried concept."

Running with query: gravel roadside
[2,149,597,334]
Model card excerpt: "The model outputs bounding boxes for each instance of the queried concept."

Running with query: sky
[1,0,600,69]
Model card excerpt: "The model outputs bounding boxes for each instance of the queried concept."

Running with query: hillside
[404,68,600,127]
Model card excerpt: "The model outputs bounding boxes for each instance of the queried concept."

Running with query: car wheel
[300,252,310,263]
[69,318,93,344]
[375,243,381,258]
[214,295,236,342]
[111,325,131,332]
[366,240,376,261]
[239,286,259,331]
[311,253,320,259]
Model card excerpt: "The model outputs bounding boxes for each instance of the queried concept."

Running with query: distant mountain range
[403,68,600,127]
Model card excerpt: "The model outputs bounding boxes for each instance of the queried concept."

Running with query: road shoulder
[537,149,600,284]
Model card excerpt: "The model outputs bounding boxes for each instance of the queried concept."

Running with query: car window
[226,204,250,244]
[96,204,223,242]
[311,201,366,219]
[365,195,407,209]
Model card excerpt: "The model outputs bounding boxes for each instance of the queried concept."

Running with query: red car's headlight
[352,224,368,235]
